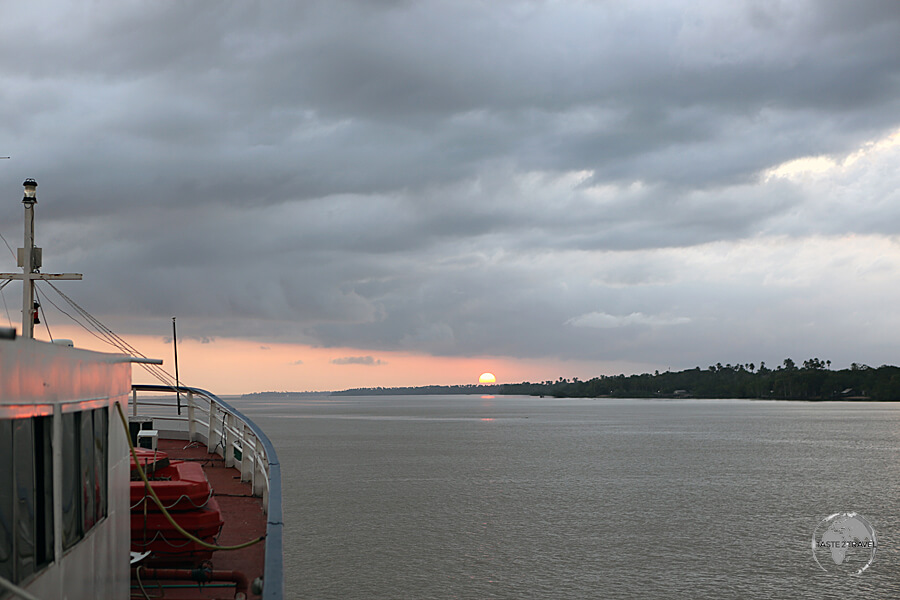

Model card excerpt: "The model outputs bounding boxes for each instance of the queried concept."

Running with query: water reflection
[232,396,900,599]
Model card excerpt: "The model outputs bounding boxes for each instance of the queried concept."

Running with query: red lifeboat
[130,450,223,564]
[131,497,224,564]
[131,459,212,511]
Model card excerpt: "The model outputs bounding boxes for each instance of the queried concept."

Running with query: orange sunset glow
[16,324,648,395]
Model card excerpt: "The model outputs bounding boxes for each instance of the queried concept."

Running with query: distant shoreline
[243,385,498,398]
[241,390,900,402]
[242,360,900,401]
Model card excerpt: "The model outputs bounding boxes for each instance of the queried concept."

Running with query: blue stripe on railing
[132,384,284,600]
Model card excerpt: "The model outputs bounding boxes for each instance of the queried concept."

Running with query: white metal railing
[130,384,284,600]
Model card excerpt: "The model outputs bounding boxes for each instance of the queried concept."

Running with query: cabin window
[80,412,95,531]
[93,408,108,523]
[33,417,54,573]
[0,419,12,583]
[61,412,82,549]
[0,415,54,586]
[61,407,109,552]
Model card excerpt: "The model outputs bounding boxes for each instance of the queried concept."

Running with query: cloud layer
[2,1,900,375]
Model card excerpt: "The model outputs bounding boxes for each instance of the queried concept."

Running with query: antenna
[173,316,182,415]
[0,179,83,338]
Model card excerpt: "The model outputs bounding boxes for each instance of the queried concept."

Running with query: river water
[229,395,900,599]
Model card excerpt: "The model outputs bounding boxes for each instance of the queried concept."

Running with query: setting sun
[478,372,496,384]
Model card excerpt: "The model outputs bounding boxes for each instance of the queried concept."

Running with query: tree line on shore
[246,358,900,400]
[497,358,900,400]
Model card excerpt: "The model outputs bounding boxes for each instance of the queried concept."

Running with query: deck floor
[131,438,267,600]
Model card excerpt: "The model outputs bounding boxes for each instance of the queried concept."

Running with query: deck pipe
[132,566,249,600]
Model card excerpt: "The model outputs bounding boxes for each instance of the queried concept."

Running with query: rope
[131,529,200,550]
[133,566,154,600]
[131,487,214,511]
[115,402,265,552]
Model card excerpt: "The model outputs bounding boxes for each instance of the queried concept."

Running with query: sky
[2,0,900,394]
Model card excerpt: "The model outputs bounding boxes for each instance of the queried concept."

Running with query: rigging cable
[44,280,158,359]
[0,167,20,330]
[0,279,11,326]
[0,229,16,260]
[42,280,179,389]
[35,282,128,349]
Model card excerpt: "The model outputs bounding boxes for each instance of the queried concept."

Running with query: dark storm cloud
[2,0,900,371]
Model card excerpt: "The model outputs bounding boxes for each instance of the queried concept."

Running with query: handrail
[131,384,284,600]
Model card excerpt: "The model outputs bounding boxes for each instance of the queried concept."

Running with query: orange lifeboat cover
[130,460,212,511]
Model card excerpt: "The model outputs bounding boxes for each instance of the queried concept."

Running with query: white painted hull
[1,339,132,599]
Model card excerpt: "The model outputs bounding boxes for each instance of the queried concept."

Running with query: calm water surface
[230,395,900,599]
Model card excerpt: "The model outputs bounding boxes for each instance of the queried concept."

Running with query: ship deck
[131,437,267,600]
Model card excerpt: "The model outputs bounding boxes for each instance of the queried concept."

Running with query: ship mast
[0,179,83,338]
